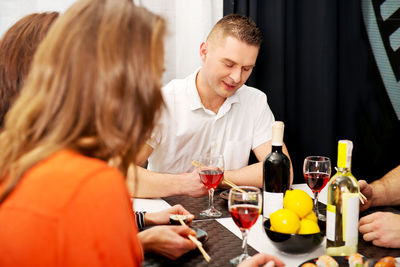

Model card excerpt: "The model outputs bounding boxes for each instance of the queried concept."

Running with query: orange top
[0,150,143,267]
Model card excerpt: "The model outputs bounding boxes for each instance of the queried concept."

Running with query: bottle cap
[271,121,284,146]
[337,140,353,168]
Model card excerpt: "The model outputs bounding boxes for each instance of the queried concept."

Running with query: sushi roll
[301,263,317,267]
[348,253,363,267]
[374,256,397,267]
[315,255,339,267]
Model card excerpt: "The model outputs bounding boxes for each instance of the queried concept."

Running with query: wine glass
[198,154,225,218]
[228,186,262,265]
[303,156,331,221]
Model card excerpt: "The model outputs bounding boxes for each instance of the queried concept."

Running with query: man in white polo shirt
[130,14,292,198]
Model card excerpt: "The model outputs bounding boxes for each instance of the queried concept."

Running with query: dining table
[133,184,400,266]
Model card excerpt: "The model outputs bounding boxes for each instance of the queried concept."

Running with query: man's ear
[199,42,207,62]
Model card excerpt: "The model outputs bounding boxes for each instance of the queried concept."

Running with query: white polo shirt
[147,68,275,173]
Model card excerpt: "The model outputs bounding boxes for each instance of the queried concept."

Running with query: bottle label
[343,193,359,245]
[326,204,336,241]
[263,192,283,218]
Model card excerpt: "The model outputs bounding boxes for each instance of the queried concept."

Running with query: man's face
[200,36,259,99]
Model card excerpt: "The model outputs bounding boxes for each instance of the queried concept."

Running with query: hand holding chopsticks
[177,215,211,262]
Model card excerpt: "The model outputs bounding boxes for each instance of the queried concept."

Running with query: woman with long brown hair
[0,12,59,128]
[0,0,197,265]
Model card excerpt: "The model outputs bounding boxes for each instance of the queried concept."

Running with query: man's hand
[359,180,373,212]
[238,253,285,267]
[178,169,208,197]
[359,212,400,248]
[144,204,194,226]
[138,225,197,259]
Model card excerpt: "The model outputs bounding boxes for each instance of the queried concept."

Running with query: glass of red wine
[228,186,261,265]
[303,156,331,221]
[198,154,225,218]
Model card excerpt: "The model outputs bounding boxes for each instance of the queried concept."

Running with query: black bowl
[263,219,325,254]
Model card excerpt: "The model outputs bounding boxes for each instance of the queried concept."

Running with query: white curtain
[0,0,223,85]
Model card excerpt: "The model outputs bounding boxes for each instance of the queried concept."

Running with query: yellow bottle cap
[337,140,353,168]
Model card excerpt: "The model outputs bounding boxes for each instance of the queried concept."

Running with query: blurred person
[0,0,197,265]
[130,14,293,198]
[239,253,285,267]
[0,12,59,128]
[358,165,400,248]
[0,8,195,261]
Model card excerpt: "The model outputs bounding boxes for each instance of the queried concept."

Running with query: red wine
[230,204,260,230]
[199,169,223,189]
[263,122,291,218]
[305,172,330,193]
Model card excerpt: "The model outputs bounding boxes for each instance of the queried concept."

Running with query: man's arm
[223,140,293,188]
[126,144,207,198]
[367,165,400,207]
[127,165,207,198]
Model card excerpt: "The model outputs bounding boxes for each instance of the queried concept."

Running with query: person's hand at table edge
[144,204,194,226]
[359,211,400,248]
[137,225,197,260]
[237,253,285,267]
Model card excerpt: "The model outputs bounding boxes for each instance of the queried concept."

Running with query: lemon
[298,219,320,234]
[303,211,318,223]
[270,208,300,234]
[283,189,313,218]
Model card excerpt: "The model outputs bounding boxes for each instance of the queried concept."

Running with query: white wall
[0,0,75,38]
[0,0,223,85]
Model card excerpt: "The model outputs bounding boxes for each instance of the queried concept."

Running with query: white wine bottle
[262,121,290,218]
[326,140,360,256]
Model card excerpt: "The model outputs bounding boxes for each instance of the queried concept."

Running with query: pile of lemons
[269,189,320,234]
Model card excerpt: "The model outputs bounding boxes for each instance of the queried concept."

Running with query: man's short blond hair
[207,14,262,47]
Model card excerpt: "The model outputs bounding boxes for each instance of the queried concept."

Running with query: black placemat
[143,219,258,267]
[163,189,231,219]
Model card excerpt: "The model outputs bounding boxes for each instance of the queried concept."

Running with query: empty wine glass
[228,186,261,265]
[303,156,331,221]
[198,154,224,218]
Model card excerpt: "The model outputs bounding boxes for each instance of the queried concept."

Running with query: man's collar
[189,68,240,111]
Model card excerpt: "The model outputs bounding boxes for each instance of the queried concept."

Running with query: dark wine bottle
[263,121,291,218]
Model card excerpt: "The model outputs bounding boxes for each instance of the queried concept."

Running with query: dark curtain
[224,0,400,184]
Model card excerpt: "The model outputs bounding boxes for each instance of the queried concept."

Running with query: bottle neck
[271,145,283,153]
[337,166,351,173]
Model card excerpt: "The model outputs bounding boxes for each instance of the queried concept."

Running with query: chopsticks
[191,160,246,193]
[359,192,367,205]
[191,160,204,168]
[221,179,247,193]
[177,215,211,262]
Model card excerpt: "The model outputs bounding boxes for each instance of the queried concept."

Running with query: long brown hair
[0,12,59,128]
[0,0,165,203]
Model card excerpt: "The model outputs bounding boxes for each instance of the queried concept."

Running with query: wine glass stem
[241,229,248,257]
[208,188,215,210]
[313,191,319,216]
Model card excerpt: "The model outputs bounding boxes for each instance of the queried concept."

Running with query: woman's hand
[137,225,197,259]
[144,204,194,226]
[237,253,285,267]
